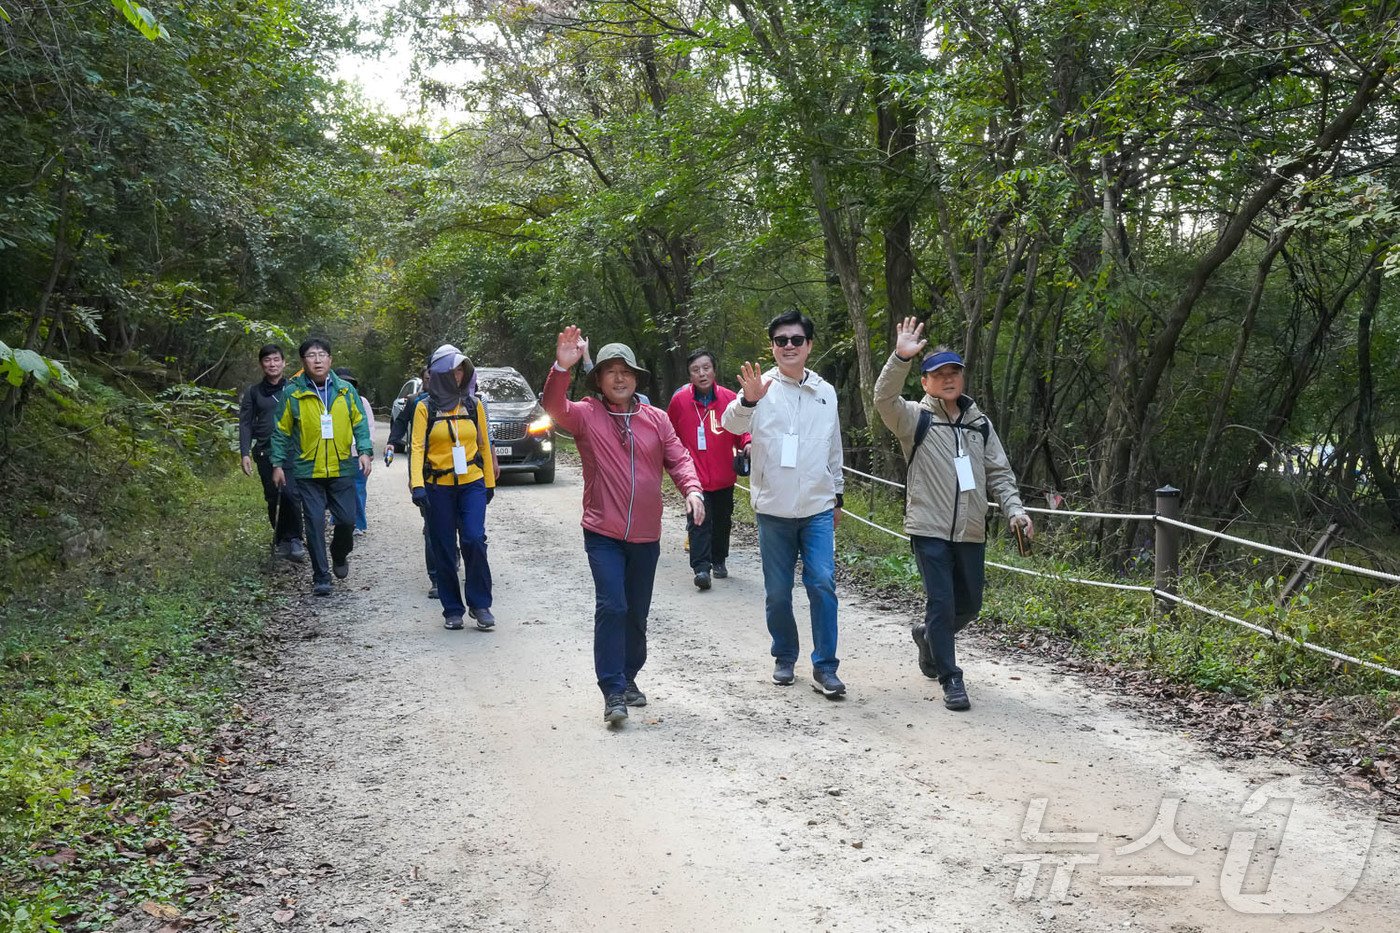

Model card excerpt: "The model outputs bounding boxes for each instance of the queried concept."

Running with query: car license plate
[493,445,512,458]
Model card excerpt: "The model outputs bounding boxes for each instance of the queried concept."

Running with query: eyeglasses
[303,351,330,361]
[771,335,808,348]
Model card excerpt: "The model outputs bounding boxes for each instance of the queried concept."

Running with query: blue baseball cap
[921,350,965,373]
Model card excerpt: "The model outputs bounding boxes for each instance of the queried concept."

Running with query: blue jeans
[910,535,985,683]
[425,481,492,618]
[354,470,368,531]
[583,530,660,697]
[755,510,839,673]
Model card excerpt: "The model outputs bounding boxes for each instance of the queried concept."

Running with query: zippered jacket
[720,367,844,519]
[238,378,287,455]
[542,365,701,543]
[666,384,751,492]
[874,352,1025,542]
[270,371,373,480]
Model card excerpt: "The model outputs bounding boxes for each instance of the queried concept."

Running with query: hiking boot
[313,582,332,598]
[694,570,711,591]
[604,694,629,723]
[712,562,728,579]
[911,624,939,680]
[332,560,349,580]
[623,680,647,707]
[427,583,438,600]
[274,540,292,560]
[811,670,847,698]
[942,675,971,711]
[470,607,496,631]
[772,660,796,686]
[286,539,306,563]
[444,614,464,631]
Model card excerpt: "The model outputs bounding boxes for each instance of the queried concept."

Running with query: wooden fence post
[1154,485,1181,615]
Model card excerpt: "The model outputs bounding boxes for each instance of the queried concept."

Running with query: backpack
[903,406,990,513]
[416,395,489,485]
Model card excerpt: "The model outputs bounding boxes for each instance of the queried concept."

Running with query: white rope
[1156,515,1400,585]
[988,561,1154,593]
[841,464,907,489]
[735,481,1397,679]
[1154,590,1400,679]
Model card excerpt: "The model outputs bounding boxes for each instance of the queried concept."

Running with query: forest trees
[384,0,1400,541]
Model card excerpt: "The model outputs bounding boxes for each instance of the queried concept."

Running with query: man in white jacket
[722,310,847,696]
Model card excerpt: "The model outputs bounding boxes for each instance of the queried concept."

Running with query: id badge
[320,412,335,439]
[780,433,799,468]
[954,454,976,492]
[452,444,469,475]
[696,425,707,451]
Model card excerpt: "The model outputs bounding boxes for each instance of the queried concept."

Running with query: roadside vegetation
[0,372,276,933]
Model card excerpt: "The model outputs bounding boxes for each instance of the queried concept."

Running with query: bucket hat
[588,343,650,391]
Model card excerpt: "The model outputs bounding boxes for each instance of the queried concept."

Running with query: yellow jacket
[409,397,497,489]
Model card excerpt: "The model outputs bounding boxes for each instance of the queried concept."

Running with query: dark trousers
[686,486,734,572]
[583,530,660,697]
[254,445,302,543]
[297,475,356,585]
[425,481,492,618]
[418,503,437,586]
[910,535,985,683]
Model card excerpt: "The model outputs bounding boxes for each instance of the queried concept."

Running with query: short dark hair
[686,348,717,370]
[767,309,815,341]
[258,343,283,361]
[298,337,332,358]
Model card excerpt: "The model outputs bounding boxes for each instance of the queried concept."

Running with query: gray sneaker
[470,607,496,631]
[942,675,971,711]
[604,694,628,723]
[623,680,647,707]
[812,670,846,697]
[332,560,349,580]
[772,660,796,686]
[312,582,332,598]
[712,563,728,579]
[286,539,307,563]
[444,614,464,631]
[427,583,438,600]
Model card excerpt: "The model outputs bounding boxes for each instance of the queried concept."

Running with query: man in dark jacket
[386,366,441,598]
[239,344,305,562]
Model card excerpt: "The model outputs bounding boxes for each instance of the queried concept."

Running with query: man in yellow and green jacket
[270,337,374,596]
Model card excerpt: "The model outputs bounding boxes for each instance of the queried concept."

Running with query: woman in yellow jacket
[410,345,498,631]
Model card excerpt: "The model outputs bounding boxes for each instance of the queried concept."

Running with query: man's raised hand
[556,325,586,370]
[737,361,771,404]
[895,316,928,361]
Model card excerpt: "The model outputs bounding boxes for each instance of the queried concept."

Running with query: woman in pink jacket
[542,325,705,725]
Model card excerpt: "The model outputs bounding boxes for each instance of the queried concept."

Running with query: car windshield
[476,372,534,402]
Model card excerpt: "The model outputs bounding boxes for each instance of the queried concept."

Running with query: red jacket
[666,384,750,492]
[543,366,702,543]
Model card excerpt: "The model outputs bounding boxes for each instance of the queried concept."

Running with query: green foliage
[0,473,276,930]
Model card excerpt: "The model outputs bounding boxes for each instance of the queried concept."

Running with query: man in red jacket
[542,325,705,725]
[667,348,751,590]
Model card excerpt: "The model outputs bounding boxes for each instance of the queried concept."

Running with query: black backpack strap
[422,397,484,485]
[910,408,933,463]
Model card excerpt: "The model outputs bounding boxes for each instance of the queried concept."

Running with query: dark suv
[476,366,555,483]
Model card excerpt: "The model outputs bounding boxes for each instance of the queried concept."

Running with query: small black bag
[733,449,750,477]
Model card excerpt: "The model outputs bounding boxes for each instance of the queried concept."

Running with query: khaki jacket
[874,352,1025,542]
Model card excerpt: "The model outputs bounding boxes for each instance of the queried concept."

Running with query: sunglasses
[771,335,808,348]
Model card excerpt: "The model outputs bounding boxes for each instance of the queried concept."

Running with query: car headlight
[528,414,553,436]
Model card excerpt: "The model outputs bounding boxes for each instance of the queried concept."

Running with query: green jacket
[270,371,373,479]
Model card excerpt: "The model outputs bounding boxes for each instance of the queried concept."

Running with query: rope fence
[827,464,1398,680]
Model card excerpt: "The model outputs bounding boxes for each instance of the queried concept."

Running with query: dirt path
[224,443,1399,932]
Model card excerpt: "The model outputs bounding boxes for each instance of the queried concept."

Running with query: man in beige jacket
[874,317,1033,710]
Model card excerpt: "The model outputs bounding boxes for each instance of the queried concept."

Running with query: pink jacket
[543,366,702,543]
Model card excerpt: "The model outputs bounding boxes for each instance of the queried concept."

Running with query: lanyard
[313,380,332,413]
[780,374,804,435]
